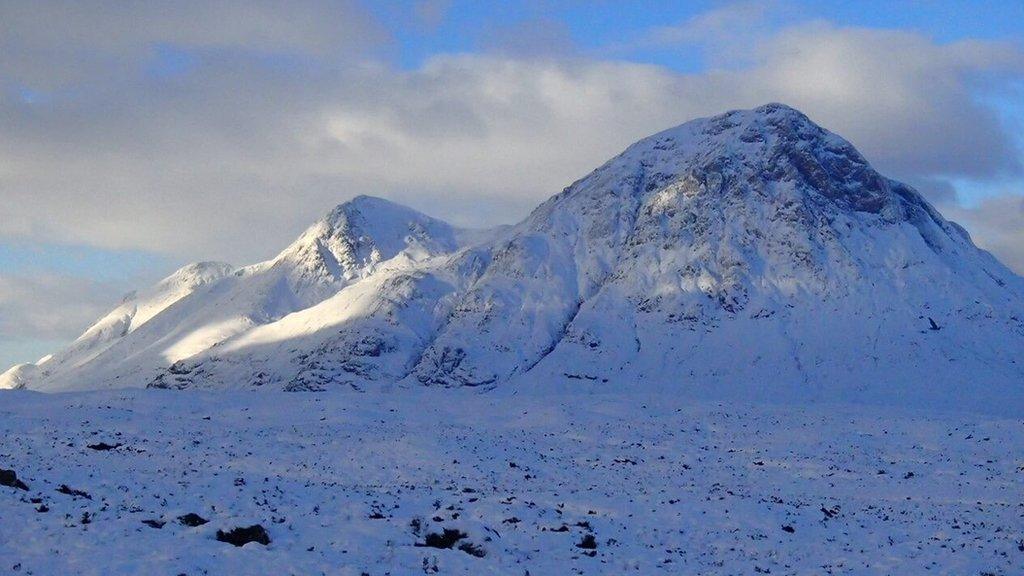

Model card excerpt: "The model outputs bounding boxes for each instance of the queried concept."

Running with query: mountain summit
[4,104,1023,413]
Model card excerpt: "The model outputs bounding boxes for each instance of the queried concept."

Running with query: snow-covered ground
[2,389,1021,575]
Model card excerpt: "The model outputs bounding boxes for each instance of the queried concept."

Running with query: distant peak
[178,261,234,273]
[165,261,234,282]
[323,195,424,224]
[278,194,460,277]
[153,261,234,293]
[339,194,397,210]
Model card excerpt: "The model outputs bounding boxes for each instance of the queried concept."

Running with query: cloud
[0,274,125,341]
[623,0,785,66]
[711,23,1024,180]
[0,270,141,368]
[943,195,1024,274]
[0,0,389,89]
[0,2,1021,276]
[0,54,692,262]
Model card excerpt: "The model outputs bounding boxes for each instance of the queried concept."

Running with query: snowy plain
[2,388,1022,575]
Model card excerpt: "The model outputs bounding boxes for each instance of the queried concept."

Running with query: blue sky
[373,1,1024,70]
[1,0,1023,370]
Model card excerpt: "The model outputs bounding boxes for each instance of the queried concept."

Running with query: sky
[1,0,1023,369]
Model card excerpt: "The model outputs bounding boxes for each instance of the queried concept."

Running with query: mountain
[4,104,1023,412]
[0,261,233,390]
[1,196,467,391]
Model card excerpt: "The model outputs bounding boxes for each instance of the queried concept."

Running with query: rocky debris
[457,541,487,558]
[86,442,122,451]
[820,505,840,519]
[577,534,598,550]
[419,528,467,550]
[416,528,486,557]
[56,484,91,500]
[141,519,165,529]
[216,524,271,547]
[0,469,29,491]
[177,513,208,527]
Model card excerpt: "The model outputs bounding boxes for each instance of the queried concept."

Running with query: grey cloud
[0,0,389,89]
[943,195,1024,274]
[0,274,127,340]
[725,24,1024,181]
[908,179,960,205]
[629,0,784,65]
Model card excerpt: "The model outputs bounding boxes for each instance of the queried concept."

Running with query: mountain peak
[277,195,459,283]
[750,101,808,117]
[160,261,234,287]
[325,194,407,222]
[554,103,913,221]
[640,102,837,152]
[645,103,843,159]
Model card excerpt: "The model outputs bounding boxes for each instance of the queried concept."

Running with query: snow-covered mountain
[1,196,466,391]
[4,104,1023,412]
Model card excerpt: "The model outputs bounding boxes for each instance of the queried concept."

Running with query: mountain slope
[0,261,233,390]
[5,104,1023,412]
[405,103,1024,411]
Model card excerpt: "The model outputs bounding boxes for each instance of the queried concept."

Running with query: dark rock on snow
[56,484,92,499]
[177,512,209,527]
[217,524,271,546]
[0,469,29,491]
[87,442,122,451]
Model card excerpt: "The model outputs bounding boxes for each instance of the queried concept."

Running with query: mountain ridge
[4,103,1022,413]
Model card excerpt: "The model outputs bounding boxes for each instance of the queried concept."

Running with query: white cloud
[0,2,1021,277]
[624,0,784,65]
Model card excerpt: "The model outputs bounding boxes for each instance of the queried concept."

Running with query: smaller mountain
[0,261,233,390]
[1,196,470,391]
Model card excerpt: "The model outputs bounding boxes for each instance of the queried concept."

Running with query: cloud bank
[2,4,1021,264]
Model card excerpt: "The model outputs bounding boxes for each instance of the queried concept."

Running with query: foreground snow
[2,389,1021,575]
